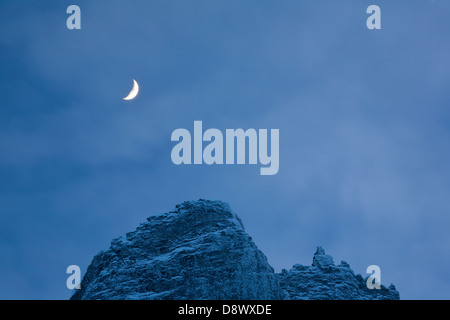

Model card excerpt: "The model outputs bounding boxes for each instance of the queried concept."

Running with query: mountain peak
[312,246,335,271]
[72,199,277,300]
[315,246,326,255]
[71,200,400,300]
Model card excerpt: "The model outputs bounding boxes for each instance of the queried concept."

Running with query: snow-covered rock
[71,199,282,300]
[71,199,399,300]
[279,247,400,300]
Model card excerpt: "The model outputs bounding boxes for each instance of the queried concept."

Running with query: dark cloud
[0,0,449,299]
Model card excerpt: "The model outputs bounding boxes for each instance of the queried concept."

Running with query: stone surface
[279,247,400,300]
[71,199,282,300]
[71,199,400,300]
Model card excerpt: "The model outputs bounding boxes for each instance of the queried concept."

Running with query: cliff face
[71,199,282,300]
[71,199,399,300]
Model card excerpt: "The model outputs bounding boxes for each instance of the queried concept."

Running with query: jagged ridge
[71,199,399,300]
[279,247,399,300]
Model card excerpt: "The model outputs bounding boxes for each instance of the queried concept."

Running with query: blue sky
[1,0,449,299]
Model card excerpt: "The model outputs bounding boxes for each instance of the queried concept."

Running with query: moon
[123,79,139,100]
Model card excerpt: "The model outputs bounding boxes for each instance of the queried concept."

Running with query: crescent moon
[123,79,139,100]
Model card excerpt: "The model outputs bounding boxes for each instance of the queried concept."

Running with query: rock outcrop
[71,199,400,300]
[279,247,400,300]
[71,199,282,300]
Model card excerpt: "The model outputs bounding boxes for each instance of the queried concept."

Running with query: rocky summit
[71,199,282,300]
[71,199,399,300]
[279,247,399,300]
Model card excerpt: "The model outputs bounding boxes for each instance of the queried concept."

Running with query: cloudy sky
[0,0,449,299]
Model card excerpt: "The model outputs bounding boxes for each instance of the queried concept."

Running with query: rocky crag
[279,247,399,300]
[71,199,399,300]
